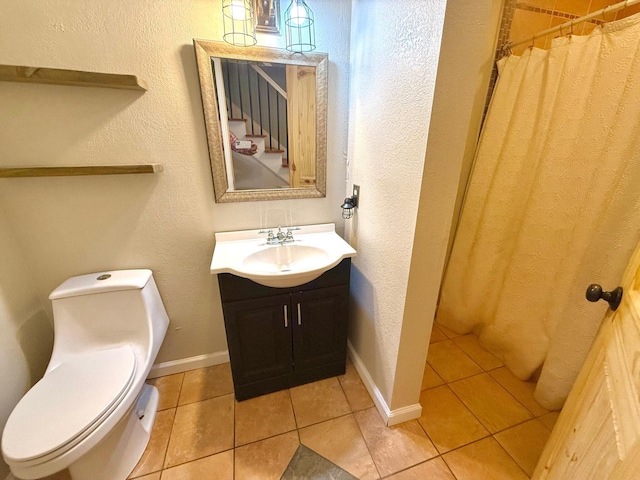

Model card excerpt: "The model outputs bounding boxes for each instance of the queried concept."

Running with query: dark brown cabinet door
[218,262,351,400]
[222,294,293,390]
[291,286,349,377]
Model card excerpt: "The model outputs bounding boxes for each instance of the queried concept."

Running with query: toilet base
[67,384,159,480]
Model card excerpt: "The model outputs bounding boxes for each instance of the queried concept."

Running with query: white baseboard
[347,341,422,426]
[148,351,230,379]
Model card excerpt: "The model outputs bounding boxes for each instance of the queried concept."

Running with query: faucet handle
[285,227,300,240]
[258,229,274,239]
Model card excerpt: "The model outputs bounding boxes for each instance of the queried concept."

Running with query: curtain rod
[507,0,640,49]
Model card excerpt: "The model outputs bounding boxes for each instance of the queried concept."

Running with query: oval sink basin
[210,223,356,288]
[243,245,330,274]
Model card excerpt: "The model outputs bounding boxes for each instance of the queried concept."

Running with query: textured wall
[0,209,52,477]
[392,0,504,410]
[346,0,502,411]
[0,0,351,365]
[346,0,448,405]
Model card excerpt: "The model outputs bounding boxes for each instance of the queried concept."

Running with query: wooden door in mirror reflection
[287,65,316,188]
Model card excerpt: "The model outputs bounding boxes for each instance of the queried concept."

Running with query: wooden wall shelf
[0,64,147,91]
[0,164,163,178]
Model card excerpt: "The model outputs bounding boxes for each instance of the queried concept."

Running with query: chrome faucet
[259,226,301,245]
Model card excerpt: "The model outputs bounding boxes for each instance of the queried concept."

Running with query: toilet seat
[2,345,136,465]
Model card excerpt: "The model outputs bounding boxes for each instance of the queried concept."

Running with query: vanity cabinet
[218,259,350,401]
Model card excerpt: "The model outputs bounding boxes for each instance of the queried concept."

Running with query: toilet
[1,269,169,480]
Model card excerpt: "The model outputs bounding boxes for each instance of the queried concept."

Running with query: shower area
[423,0,640,475]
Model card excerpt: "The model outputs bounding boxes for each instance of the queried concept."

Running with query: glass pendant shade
[341,197,357,219]
[285,0,316,52]
[222,0,257,47]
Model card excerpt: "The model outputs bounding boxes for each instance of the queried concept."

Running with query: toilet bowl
[1,270,169,480]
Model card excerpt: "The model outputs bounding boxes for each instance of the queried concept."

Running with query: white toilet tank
[47,269,169,375]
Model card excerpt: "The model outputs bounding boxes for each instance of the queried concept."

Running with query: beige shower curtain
[437,13,640,409]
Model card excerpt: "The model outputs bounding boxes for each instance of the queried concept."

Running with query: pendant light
[222,0,257,47]
[284,0,316,52]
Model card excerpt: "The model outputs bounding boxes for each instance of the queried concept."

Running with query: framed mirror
[193,39,328,202]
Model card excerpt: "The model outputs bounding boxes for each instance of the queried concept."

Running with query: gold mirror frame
[193,39,328,203]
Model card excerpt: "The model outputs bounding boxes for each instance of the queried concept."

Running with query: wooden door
[286,64,317,188]
[533,243,640,479]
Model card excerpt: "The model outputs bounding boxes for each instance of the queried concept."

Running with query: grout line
[375,454,445,479]
[445,334,546,420]
[421,361,445,392]
[234,426,299,449]
[288,386,301,430]
[433,345,547,478]
[174,388,235,408]
[151,358,548,479]
[157,373,184,475]
[232,445,236,480]
[491,433,532,479]
[428,341,486,384]
[444,369,537,436]
[232,399,237,480]
[350,410,382,479]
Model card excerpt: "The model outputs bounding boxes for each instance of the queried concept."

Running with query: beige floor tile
[133,474,161,480]
[40,470,71,480]
[177,364,233,406]
[299,414,379,480]
[385,457,456,480]
[449,374,532,433]
[539,410,561,430]
[427,340,482,383]
[147,374,184,411]
[494,419,552,476]
[354,407,437,477]
[338,360,375,412]
[430,324,448,343]
[421,363,444,391]
[129,408,176,478]
[434,323,463,339]
[443,437,529,480]
[235,389,297,446]
[234,431,300,480]
[290,377,351,428]
[418,386,489,453]
[489,366,549,416]
[452,334,503,371]
[160,451,233,480]
[164,394,234,468]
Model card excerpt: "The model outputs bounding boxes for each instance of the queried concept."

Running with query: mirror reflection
[193,40,327,202]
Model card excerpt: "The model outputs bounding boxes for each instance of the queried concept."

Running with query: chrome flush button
[97,274,111,281]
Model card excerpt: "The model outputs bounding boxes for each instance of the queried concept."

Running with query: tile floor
[43,323,559,480]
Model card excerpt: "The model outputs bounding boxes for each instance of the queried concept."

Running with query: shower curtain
[436,13,640,409]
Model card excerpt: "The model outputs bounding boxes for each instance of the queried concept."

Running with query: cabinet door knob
[284,304,288,327]
[297,303,302,325]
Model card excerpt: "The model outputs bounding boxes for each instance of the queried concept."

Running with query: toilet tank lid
[49,269,153,300]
